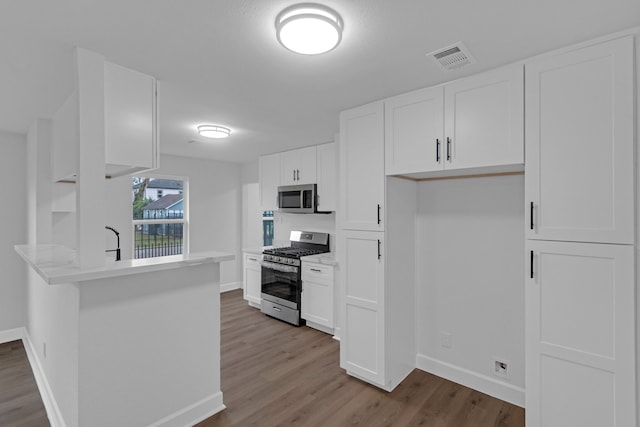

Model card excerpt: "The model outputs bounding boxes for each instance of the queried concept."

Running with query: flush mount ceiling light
[197,125,231,139]
[276,3,343,55]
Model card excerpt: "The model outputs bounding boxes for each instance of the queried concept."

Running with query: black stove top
[263,246,325,259]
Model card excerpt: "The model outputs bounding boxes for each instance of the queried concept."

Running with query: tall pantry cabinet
[338,101,416,391]
[525,36,636,427]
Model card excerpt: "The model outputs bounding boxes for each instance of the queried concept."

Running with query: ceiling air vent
[427,42,476,72]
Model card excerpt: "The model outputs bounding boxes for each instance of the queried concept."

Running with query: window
[132,176,187,259]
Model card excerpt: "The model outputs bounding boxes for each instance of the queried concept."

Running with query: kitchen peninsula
[16,244,233,427]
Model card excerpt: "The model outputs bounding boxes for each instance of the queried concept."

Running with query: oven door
[261,261,300,310]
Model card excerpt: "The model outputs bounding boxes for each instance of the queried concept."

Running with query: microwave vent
[427,42,476,71]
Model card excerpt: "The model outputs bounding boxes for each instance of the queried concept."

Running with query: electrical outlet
[493,357,509,378]
[43,342,47,358]
[440,332,452,349]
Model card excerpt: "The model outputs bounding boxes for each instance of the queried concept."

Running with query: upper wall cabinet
[280,146,317,185]
[259,152,281,211]
[384,65,524,176]
[259,143,337,211]
[340,101,385,231]
[104,62,158,178]
[385,86,444,175]
[525,36,634,244]
[52,56,158,182]
[316,142,337,212]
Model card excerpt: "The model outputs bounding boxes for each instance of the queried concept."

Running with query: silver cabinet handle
[248,257,258,262]
[310,268,322,273]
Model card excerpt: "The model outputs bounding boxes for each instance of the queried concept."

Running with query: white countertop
[301,253,338,266]
[15,244,234,285]
[243,246,270,255]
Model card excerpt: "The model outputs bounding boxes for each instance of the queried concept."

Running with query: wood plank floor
[198,289,525,427]
[0,289,524,426]
[0,340,49,427]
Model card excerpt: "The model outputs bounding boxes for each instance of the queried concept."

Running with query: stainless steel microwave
[277,184,317,213]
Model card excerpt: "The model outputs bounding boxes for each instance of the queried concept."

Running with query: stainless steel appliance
[277,184,317,213]
[261,230,330,325]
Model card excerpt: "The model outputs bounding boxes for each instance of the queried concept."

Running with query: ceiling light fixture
[275,3,343,55]
[197,125,231,139]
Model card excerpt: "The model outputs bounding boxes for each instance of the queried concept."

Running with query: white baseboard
[416,353,525,408]
[21,330,67,427]
[148,392,225,427]
[220,281,242,293]
[332,326,341,341]
[304,320,334,336]
[0,327,24,344]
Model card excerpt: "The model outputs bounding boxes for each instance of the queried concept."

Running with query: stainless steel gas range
[261,230,330,326]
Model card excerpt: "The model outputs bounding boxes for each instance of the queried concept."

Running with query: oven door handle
[261,261,299,273]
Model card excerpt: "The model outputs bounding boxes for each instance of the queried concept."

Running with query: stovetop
[263,246,325,259]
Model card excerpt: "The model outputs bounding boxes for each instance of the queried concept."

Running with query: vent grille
[427,42,476,71]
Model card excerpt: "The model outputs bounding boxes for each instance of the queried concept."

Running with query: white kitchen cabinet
[259,152,281,211]
[340,230,386,387]
[104,61,158,177]
[385,86,444,175]
[316,141,337,212]
[339,97,416,391]
[444,65,523,170]
[52,57,158,182]
[524,36,637,427]
[243,252,262,308]
[526,240,636,427]
[525,36,634,244]
[339,101,385,231]
[301,261,334,332]
[280,145,317,185]
[384,65,523,177]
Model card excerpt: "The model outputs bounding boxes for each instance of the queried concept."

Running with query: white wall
[415,174,525,400]
[101,154,242,285]
[242,183,263,249]
[274,212,336,250]
[150,154,242,286]
[0,131,27,332]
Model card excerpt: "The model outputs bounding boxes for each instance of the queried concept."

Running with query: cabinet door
[526,240,636,427]
[296,146,317,184]
[301,263,334,328]
[280,146,317,185]
[104,62,157,172]
[385,86,444,175]
[444,65,523,169]
[259,153,281,211]
[280,149,298,185]
[339,101,385,231]
[316,142,337,211]
[339,230,385,388]
[243,254,262,307]
[525,37,634,244]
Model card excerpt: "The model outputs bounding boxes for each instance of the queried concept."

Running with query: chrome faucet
[105,226,121,261]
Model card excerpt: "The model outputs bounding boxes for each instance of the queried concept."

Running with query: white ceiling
[1,0,639,164]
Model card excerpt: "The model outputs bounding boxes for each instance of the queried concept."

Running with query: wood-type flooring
[198,289,525,427]
[0,289,524,427]
[0,340,49,426]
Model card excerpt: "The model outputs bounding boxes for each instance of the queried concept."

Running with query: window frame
[132,173,189,258]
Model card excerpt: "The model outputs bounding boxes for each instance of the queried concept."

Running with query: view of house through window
[132,176,186,259]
